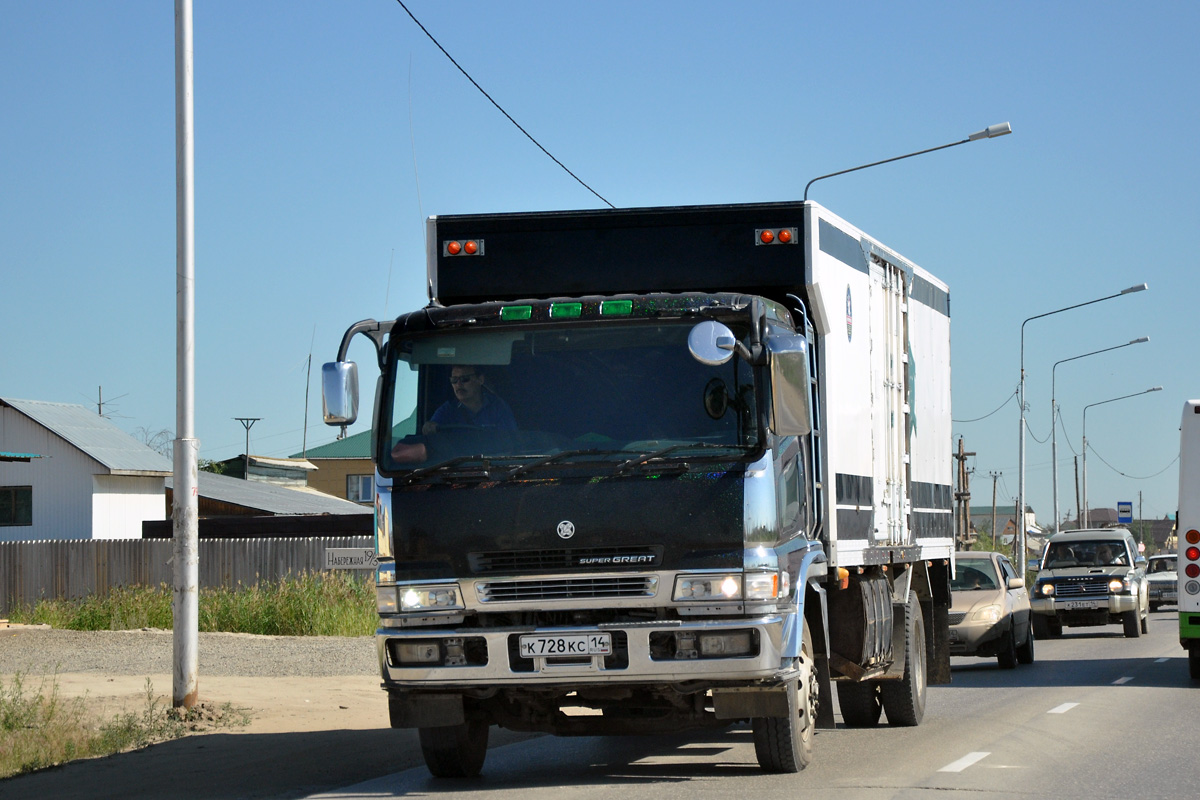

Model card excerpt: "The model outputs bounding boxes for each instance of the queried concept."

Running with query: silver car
[1031,528,1149,638]
[949,551,1035,668]
[1146,553,1178,611]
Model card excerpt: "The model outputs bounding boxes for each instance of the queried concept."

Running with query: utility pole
[234,417,260,480]
[954,437,975,550]
[990,471,1000,551]
[1074,456,1081,527]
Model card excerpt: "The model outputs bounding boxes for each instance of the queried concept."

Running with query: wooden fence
[0,536,373,615]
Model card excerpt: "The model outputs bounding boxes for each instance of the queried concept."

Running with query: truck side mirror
[688,320,737,366]
[766,334,812,436]
[322,361,360,425]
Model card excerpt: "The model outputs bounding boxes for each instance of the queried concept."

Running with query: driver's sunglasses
[449,374,478,386]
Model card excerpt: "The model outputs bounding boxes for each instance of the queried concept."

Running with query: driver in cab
[423,366,516,433]
[391,366,515,463]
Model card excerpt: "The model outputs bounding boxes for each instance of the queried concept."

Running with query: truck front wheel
[753,621,816,773]
[419,720,489,778]
[881,592,926,726]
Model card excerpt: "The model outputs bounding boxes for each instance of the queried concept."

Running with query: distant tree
[199,459,227,474]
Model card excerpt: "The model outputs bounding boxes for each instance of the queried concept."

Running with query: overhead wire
[1084,442,1181,481]
[952,389,1017,423]
[394,0,615,208]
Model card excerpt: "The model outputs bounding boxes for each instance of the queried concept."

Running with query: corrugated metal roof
[249,455,317,471]
[297,413,417,460]
[167,471,367,515]
[1,397,171,475]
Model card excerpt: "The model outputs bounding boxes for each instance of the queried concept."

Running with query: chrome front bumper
[375,614,789,687]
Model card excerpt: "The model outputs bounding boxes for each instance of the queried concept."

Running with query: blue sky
[2,1,1196,529]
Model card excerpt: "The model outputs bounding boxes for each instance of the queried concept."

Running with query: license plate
[519,633,612,658]
[1063,600,1105,610]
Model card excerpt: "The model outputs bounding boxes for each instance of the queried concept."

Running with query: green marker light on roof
[500,305,532,321]
[550,302,582,318]
[600,300,633,316]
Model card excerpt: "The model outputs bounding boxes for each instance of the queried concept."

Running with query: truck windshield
[383,320,757,475]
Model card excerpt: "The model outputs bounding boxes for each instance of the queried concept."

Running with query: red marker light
[1187,546,1200,562]
[777,228,793,244]
[446,241,462,255]
[1188,564,1200,579]
[464,240,478,255]
[1188,529,1200,545]
[759,229,774,244]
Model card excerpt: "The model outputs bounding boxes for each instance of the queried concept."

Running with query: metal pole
[1015,284,1147,573]
[1081,386,1162,529]
[172,0,199,710]
[235,417,261,480]
[1051,337,1149,537]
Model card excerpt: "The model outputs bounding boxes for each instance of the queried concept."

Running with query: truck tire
[1122,610,1141,638]
[1190,643,1200,680]
[836,681,882,727]
[996,627,1018,670]
[1016,623,1035,665]
[418,720,489,778]
[881,593,926,727]
[752,621,816,773]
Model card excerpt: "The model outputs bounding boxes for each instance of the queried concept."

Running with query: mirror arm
[336,319,394,370]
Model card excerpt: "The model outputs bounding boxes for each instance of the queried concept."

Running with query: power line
[394,0,615,209]
[952,389,1016,423]
[1084,442,1181,481]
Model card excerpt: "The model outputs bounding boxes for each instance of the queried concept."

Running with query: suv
[1146,553,1178,611]
[1031,528,1149,638]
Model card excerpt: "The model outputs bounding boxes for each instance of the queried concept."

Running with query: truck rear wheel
[836,681,882,727]
[1190,643,1200,680]
[752,621,816,773]
[418,720,489,778]
[881,592,926,726]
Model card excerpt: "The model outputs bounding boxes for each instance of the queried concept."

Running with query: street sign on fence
[324,548,378,570]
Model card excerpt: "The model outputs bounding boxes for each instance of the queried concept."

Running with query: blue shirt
[430,390,517,430]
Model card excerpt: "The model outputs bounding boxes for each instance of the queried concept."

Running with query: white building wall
[93,475,166,539]
[1,408,94,541]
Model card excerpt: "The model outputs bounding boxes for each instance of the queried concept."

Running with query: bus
[1179,399,1200,679]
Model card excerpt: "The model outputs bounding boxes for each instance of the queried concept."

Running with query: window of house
[0,486,33,526]
[346,475,374,504]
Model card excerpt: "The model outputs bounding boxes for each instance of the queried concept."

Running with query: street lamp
[1051,337,1149,535]
[803,122,1012,201]
[1081,387,1162,527]
[1016,283,1147,574]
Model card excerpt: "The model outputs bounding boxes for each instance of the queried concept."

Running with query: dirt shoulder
[0,626,531,799]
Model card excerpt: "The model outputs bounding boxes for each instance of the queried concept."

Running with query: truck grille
[469,547,662,574]
[476,576,659,603]
[1054,579,1111,597]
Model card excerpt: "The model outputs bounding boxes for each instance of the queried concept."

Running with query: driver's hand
[422,421,438,435]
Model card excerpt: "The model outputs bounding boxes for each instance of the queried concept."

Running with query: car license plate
[519,633,612,658]
[1063,600,1104,610]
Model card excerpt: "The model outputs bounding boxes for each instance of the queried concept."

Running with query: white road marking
[1112,676,1133,685]
[1156,657,1169,663]
[1048,702,1079,714]
[939,752,990,773]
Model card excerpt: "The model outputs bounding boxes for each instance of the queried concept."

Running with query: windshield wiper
[615,443,750,475]
[400,455,495,485]
[501,449,629,481]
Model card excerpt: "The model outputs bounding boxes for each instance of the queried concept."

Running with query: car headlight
[1108,578,1129,593]
[378,584,463,614]
[674,574,743,601]
[1038,583,1055,597]
[971,604,1003,623]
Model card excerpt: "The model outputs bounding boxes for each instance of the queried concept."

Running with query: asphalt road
[2,611,1195,799]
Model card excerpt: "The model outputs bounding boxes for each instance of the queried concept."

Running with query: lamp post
[803,122,1012,201]
[1081,386,1162,527]
[1051,337,1149,535]
[1017,283,1147,575]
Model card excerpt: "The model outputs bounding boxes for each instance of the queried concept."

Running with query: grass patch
[7,571,376,637]
[0,674,248,780]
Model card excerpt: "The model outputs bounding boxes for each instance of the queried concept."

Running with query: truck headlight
[379,584,463,614]
[675,574,742,601]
